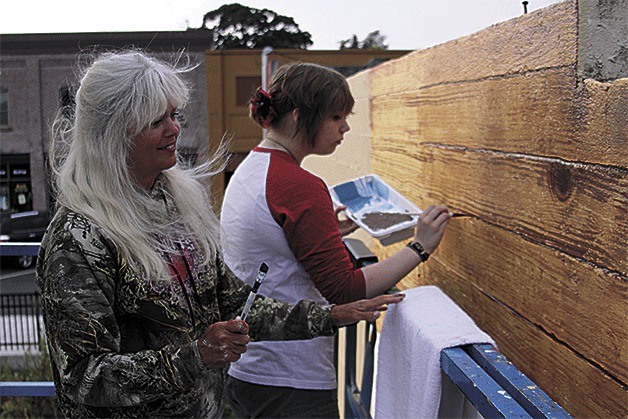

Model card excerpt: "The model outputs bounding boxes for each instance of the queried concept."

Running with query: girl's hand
[413,205,451,254]
[335,205,359,236]
[331,293,405,326]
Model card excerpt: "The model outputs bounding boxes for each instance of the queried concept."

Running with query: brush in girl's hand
[370,211,472,218]
[237,262,269,321]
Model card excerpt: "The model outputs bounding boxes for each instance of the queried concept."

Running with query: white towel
[374,285,495,419]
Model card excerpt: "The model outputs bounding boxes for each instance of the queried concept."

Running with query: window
[0,154,33,212]
[0,182,8,211]
[0,89,8,127]
[236,77,261,107]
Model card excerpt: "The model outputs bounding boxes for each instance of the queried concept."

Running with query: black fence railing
[1,293,44,351]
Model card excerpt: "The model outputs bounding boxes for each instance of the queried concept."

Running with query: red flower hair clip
[250,87,277,128]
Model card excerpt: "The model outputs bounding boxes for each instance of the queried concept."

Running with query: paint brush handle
[237,262,269,322]
[383,211,471,218]
[238,293,256,322]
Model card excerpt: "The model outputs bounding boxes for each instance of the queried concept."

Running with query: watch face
[408,241,429,261]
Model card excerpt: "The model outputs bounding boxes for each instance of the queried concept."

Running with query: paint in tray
[329,174,421,246]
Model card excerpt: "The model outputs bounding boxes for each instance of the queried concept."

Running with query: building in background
[0,31,214,213]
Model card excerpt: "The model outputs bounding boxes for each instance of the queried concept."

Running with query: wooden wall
[365,1,626,417]
[305,0,627,417]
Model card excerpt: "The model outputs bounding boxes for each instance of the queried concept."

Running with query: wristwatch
[407,241,430,262]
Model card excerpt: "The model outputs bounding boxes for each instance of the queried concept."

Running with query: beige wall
[303,69,377,247]
[305,1,627,417]
[304,69,372,185]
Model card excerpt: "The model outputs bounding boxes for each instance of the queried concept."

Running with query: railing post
[341,238,379,419]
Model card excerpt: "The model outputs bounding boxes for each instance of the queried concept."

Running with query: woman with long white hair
[37,50,404,418]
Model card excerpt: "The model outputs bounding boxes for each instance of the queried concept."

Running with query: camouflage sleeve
[246,297,337,341]
[214,254,253,320]
[214,254,336,341]
[36,212,206,409]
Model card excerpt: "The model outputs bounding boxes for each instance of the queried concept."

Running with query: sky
[1,0,564,51]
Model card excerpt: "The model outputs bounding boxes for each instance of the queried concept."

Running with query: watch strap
[407,241,430,262]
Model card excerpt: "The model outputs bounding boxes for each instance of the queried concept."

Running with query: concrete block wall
[304,1,627,416]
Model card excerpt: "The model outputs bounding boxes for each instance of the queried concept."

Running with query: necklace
[264,138,299,164]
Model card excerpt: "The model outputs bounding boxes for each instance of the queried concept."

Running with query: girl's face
[311,112,351,156]
[128,104,180,189]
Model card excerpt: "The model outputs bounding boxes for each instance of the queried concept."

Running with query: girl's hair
[50,49,224,282]
[251,62,355,147]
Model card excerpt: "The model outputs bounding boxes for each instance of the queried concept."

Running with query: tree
[339,30,389,50]
[198,3,313,50]
[339,35,360,50]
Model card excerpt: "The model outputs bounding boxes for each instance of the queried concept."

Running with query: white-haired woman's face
[128,104,180,189]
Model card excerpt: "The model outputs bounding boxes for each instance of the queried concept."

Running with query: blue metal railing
[0,381,55,397]
[0,242,41,257]
[441,344,570,418]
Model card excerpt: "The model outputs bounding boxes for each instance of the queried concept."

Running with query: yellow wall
[305,1,627,417]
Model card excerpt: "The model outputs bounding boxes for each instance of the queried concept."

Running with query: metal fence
[1,293,44,351]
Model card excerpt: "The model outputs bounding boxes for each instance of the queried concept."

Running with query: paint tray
[329,174,420,246]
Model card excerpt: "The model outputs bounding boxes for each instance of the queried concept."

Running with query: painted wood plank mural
[364,1,627,417]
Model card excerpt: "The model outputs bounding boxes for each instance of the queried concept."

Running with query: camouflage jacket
[35,180,335,418]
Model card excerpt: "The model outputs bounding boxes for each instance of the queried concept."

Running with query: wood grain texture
[417,257,626,418]
[370,1,577,96]
[363,2,627,412]
[423,219,625,383]
[371,69,628,168]
[372,146,627,274]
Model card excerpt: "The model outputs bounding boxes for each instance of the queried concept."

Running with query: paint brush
[237,262,269,321]
[367,211,472,218]
[450,212,472,218]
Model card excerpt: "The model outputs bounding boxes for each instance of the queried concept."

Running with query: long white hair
[50,49,224,282]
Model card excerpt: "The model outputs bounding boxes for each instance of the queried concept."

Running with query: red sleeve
[267,154,366,304]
